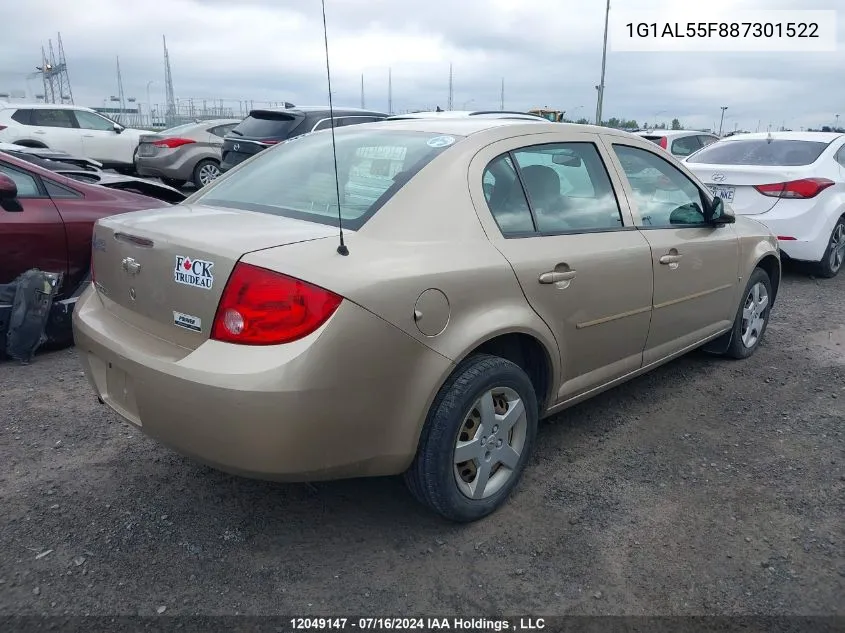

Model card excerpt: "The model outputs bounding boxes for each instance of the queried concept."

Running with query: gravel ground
[0,266,843,618]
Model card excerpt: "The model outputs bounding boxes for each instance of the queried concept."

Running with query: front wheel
[816,217,845,279]
[724,268,773,359]
[405,354,538,522]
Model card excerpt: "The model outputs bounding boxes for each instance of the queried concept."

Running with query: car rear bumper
[741,200,840,263]
[72,285,451,481]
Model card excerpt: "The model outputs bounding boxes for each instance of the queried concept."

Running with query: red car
[0,151,168,341]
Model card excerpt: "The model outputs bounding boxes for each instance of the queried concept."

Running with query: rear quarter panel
[734,215,780,302]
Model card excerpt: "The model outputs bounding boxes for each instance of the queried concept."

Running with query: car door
[29,108,84,155]
[73,110,127,163]
[0,160,67,285]
[605,139,740,364]
[470,132,654,402]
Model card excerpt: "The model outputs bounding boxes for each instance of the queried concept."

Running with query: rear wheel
[193,159,221,189]
[405,354,538,522]
[724,268,773,359]
[816,217,845,279]
[161,177,186,189]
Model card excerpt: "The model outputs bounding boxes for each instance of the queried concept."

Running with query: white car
[684,131,845,278]
[0,104,146,172]
[634,130,720,159]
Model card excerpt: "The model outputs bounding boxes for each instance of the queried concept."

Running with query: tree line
[566,116,685,131]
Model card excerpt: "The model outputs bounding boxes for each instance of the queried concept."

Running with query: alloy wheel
[829,222,845,274]
[741,281,769,348]
[198,163,221,186]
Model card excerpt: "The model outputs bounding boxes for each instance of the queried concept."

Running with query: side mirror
[0,173,18,199]
[0,173,22,212]
[113,124,124,134]
[707,196,735,225]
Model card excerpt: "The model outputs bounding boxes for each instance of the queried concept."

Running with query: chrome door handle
[659,254,682,265]
[34,130,46,134]
[539,270,577,284]
[82,134,95,138]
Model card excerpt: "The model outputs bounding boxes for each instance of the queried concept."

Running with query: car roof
[251,106,387,116]
[0,103,93,111]
[717,131,844,143]
[634,130,714,137]
[386,110,544,121]
[367,118,604,136]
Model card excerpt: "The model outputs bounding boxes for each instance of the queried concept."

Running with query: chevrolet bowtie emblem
[121,257,141,275]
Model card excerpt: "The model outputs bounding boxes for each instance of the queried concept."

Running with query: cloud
[0,0,842,131]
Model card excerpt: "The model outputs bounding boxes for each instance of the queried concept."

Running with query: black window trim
[484,141,633,239]
[611,141,715,231]
[0,159,49,198]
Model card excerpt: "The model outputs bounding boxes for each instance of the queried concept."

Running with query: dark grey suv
[220,105,388,172]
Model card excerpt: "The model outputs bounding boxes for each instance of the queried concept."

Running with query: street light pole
[718,106,728,136]
[146,80,155,126]
[594,0,610,126]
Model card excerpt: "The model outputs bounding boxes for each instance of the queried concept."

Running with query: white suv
[0,104,146,171]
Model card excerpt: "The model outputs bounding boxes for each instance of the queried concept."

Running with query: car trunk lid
[686,164,808,215]
[91,204,336,349]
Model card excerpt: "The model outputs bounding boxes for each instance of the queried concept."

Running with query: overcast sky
[0,0,842,131]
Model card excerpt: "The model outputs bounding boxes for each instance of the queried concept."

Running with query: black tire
[404,354,538,522]
[815,216,845,279]
[161,177,186,189]
[724,267,773,359]
[192,159,221,189]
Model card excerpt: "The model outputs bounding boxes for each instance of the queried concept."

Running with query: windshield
[193,128,463,230]
[687,139,829,166]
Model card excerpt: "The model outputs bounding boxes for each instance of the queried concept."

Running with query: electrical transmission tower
[447,63,453,111]
[34,33,74,104]
[115,56,126,116]
[163,35,177,126]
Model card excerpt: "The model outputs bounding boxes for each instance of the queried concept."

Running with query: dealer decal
[174,255,214,289]
[173,311,202,332]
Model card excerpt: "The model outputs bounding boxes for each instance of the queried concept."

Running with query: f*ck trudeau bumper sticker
[174,255,214,290]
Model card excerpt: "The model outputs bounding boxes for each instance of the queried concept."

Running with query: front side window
[194,129,461,230]
[74,110,116,131]
[671,135,702,157]
[31,109,76,128]
[511,143,623,233]
[835,145,845,168]
[612,144,707,227]
[0,162,41,197]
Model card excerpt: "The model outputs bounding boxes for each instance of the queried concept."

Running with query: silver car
[135,119,241,189]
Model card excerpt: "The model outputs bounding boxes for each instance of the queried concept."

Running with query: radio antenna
[320,0,348,256]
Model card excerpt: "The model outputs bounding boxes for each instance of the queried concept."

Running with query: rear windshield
[194,129,463,230]
[687,139,829,166]
[230,111,299,138]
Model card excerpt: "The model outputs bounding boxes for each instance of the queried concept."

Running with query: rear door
[0,160,67,284]
[606,140,739,363]
[29,108,84,155]
[470,132,654,402]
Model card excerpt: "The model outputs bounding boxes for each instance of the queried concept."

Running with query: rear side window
[671,135,702,157]
[698,135,718,147]
[231,112,299,138]
[641,135,664,144]
[31,109,76,128]
[209,124,237,138]
[688,139,829,166]
[195,129,462,230]
[11,109,32,125]
[482,143,623,236]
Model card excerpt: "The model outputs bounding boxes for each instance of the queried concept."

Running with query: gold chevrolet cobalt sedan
[73,119,781,522]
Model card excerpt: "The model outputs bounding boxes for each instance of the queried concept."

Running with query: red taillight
[777,236,797,241]
[0,125,7,131]
[152,137,195,149]
[210,263,342,345]
[754,178,834,199]
[658,137,668,149]
[261,140,279,146]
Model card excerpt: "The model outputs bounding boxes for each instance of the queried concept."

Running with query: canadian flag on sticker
[174,255,214,289]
